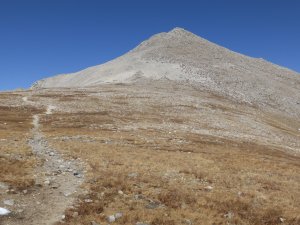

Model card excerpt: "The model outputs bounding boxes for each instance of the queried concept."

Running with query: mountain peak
[131,27,202,52]
[31,28,300,119]
[168,27,192,34]
[168,27,203,39]
[167,27,200,40]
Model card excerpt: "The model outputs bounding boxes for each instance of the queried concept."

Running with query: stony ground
[0,81,299,225]
[0,92,85,225]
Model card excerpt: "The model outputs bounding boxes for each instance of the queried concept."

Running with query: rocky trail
[0,97,85,225]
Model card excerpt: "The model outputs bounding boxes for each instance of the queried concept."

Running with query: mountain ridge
[31,28,300,119]
[32,27,300,89]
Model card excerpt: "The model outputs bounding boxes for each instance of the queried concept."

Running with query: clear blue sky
[0,0,299,90]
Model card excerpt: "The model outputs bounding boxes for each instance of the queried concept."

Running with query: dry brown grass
[43,106,300,225]
[2,84,299,225]
[36,84,299,224]
[0,104,41,190]
[0,155,35,190]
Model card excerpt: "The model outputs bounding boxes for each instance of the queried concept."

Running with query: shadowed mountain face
[32,28,300,118]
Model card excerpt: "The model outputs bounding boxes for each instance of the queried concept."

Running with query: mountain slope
[32,28,300,118]
[1,28,300,225]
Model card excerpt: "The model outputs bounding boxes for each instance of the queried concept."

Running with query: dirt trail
[1,97,85,225]
[29,114,84,225]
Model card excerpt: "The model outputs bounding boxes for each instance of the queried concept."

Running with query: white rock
[44,180,51,185]
[0,207,11,216]
[64,191,73,197]
[224,212,234,219]
[115,212,123,219]
[0,182,8,190]
[84,199,93,203]
[183,219,193,225]
[204,186,213,191]
[90,221,100,225]
[279,217,286,223]
[4,199,14,206]
[128,172,138,178]
[107,215,116,223]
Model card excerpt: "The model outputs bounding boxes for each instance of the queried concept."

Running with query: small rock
[115,212,123,219]
[183,219,193,225]
[204,185,213,191]
[145,201,160,209]
[45,172,52,176]
[134,194,145,200]
[53,170,62,175]
[64,192,72,197]
[84,199,93,203]
[59,165,66,169]
[44,180,51,185]
[50,183,60,189]
[7,189,16,194]
[4,199,14,206]
[118,190,124,195]
[224,212,234,219]
[279,217,286,223]
[72,212,79,218]
[23,189,28,194]
[49,152,55,156]
[73,172,82,178]
[90,221,100,225]
[17,209,24,213]
[128,172,138,178]
[0,207,11,216]
[62,214,65,220]
[107,215,116,223]
[0,182,9,190]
